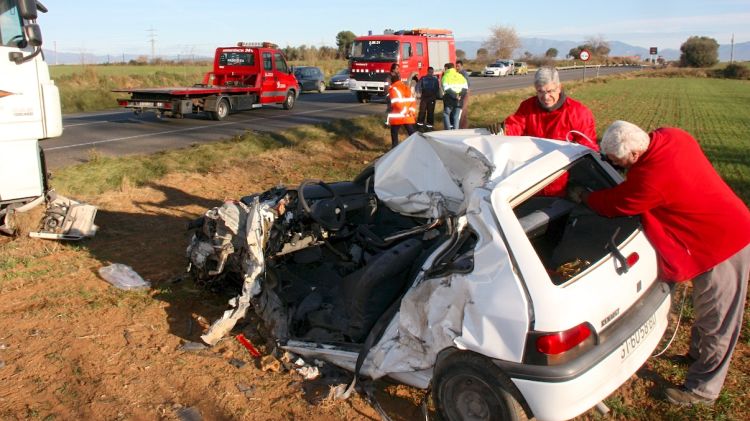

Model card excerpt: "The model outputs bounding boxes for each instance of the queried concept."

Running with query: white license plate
[619,313,657,360]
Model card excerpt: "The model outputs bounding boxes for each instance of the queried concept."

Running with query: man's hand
[566,184,590,204]
[487,122,504,135]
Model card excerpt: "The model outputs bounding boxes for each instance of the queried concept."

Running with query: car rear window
[513,155,641,285]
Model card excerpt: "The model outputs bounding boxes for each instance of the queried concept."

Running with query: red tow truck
[348,28,456,103]
[114,42,299,120]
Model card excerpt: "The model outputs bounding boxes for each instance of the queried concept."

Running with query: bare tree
[482,25,521,59]
[585,35,610,57]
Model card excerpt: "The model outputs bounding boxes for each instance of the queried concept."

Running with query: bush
[679,36,719,68]
[723,63,750,80]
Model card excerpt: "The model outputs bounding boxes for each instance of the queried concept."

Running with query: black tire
[433,352,528,421]
[317,81,326,93]
[282,90,295,110]
[356,91,370,103]
[210,98,229,121]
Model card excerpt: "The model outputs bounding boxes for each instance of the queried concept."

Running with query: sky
[38,0,750,57]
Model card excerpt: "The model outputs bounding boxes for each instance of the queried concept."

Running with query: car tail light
[117,100,129,106]
[536,323,592,355]
[626,252,639,267]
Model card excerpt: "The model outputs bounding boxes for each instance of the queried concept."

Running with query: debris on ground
[98,263,151,290]
[179,341,208,352]
[228,358,246,369]
[260,354,282,373]
[176,406,202,421]
[235,333,262,358]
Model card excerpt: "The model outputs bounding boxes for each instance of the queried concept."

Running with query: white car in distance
[484,60,512,77]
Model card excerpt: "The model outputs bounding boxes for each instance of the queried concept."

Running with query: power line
[147,27,157,62]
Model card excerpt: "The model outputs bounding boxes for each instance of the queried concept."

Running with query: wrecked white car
[186,130,672,421]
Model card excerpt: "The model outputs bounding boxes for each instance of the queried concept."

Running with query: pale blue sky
[40,0,749,56]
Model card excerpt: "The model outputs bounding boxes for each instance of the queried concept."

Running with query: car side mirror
[23,23,43,47]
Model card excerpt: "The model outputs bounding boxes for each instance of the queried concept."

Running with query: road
[42,66,635,169]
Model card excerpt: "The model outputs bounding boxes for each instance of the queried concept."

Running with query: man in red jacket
[489,67,598,196]
[576,120,750,406]
[386,73,416,148]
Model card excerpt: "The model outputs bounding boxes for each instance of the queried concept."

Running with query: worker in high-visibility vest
[441,62,468,130]
[387,73,417,148]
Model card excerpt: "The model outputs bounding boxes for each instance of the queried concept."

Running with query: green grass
[470,76,750,203]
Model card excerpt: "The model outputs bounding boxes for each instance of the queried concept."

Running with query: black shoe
[665,386,714,406]
[666,353,697,366]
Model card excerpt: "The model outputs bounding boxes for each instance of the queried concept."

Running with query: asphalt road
[42,66,636,169]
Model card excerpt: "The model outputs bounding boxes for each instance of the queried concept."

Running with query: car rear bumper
[349,79,386,92]
[497,281,672,421]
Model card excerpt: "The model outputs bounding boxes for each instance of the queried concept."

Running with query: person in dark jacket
[574,120,750,407]
[415,67,440,131]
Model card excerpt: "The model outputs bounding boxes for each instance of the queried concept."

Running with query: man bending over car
[571,120,750,406]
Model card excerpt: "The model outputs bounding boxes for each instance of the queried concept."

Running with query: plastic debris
[260,355,281,372]
[296,365,321,380]
[235,334,261,358]
[98,264,150,290]
[176,406,202,421]
[229,358,246,368]
[179,341,208,352]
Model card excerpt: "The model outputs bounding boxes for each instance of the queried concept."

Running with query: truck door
[260,51,284,104]
[273,52,296,96]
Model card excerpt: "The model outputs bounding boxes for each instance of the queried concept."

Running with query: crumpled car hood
[374,129,584,218]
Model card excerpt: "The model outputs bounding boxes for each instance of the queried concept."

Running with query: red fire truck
[348,28,456,103]
[114,42,299,120]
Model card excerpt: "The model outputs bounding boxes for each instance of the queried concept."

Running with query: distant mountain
[456,38,749,62]
[43,39,750,65]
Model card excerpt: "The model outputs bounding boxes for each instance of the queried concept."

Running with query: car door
[273,52,295,96]
[260,51,281,104]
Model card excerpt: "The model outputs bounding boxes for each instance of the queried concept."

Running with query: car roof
[374,131,591,217]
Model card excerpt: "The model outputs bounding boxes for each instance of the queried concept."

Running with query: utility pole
[730,33,735,64]
[147,27,157,63]
[54,41,57,65]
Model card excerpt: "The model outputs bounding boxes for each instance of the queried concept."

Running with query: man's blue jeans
[443,103,462,130]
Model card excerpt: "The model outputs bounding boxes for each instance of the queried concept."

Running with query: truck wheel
[433,352,528,421]
[282,91,296,110]
[210,98,230,121]
[317,81,326,93]
[356,92,370,103]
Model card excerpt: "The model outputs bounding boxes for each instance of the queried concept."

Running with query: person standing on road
[571,120,750,407]
[415,67,440,131]
[456,60,471,129]
[386,73,417,148]
[441,63,468,130]
[488,66,598,195]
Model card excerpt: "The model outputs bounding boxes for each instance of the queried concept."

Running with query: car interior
[513,156,641,285]
[225,167,477,345]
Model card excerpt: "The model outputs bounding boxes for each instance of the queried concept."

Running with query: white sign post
[580,49,591,81]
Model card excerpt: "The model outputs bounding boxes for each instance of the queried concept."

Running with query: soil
[1,136,748,421]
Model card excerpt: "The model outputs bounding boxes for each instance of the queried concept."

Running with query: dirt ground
[1,136,748,420]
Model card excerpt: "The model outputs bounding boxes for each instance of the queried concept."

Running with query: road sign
[650,47,658,55]
[580,50,591,61]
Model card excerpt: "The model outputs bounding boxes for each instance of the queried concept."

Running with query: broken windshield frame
[350,40,399,62]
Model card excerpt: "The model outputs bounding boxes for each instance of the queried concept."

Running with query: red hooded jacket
[587,128,750,281]
[505,95,598,196]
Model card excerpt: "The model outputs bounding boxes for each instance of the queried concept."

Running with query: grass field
[8,74,750,420]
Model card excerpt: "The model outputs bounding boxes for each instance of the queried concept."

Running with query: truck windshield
[350,40,399,62]
[218,52,255,67]
[0,0,24,48]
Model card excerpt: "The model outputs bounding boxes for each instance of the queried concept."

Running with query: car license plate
[619,313,657,360]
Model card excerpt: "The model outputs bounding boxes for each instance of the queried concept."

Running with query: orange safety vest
[387,81,417,125]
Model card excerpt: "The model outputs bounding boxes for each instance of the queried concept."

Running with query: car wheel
[433,352,528,421]
[282,90,295,110]
[317,81,326,93]
[210,98,229,121]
